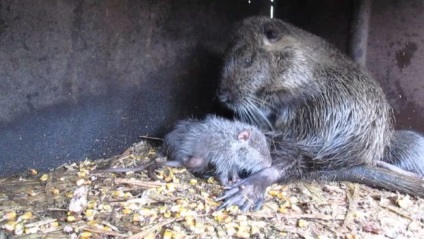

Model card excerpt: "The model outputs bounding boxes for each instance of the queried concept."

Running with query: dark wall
[0,0,257,176]
[0,0,355,176]
[275,0,353,52]
[367,0,424,132]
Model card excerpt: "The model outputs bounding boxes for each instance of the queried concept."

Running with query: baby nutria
[216,16,424,211]
[94,115,272,186]
[162,115,272,186]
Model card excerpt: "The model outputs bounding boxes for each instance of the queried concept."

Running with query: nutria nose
[218,90,233,103]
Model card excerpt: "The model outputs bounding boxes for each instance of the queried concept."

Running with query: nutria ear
[263,22,281,43]
[238,129,251,141]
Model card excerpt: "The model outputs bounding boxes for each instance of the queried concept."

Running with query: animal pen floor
[1,140,423,239]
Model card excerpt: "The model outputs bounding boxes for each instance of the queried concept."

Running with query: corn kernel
[67,215,76,222]
[122,208,132,215]
[76,179,85,186]
[80,231,92,239]
[297,219,308,228]
[50,221,60,227]
[20,211,33,220]
[163,229,174,239]
[29,169,38,175]
[207,177,216,184]
[166,183,175,192]
[3,211,17,221]
[40,174,49,181]
[52,188,60,195]
[3,221,16,231]
[133,213,142,222]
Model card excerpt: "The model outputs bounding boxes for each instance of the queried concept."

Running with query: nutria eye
[244,58,253,68]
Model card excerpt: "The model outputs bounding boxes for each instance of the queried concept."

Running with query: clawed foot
[216,167,279,212]
[218,170,241,187]
[219,176,241,187]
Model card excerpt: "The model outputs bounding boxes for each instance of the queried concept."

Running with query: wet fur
[220,16,392,173]
[217,16,424,205]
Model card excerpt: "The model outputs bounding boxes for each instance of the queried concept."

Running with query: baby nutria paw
[218,169,241,187]
[216,167,279,212]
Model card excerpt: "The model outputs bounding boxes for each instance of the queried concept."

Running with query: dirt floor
[1,140,424,239]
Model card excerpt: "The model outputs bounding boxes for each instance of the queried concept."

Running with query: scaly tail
[309,165,424,197]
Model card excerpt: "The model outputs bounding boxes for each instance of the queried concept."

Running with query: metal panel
[367,0,424,132]
[0,0,253,175]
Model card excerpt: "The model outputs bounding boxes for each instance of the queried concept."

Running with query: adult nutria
[216,16,424,211]
[94,115,272,186]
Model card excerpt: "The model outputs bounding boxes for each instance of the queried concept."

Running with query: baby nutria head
[218,16,324,128]
[242,127,272,171]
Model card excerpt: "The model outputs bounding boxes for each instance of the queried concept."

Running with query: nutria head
[218,17,324,129]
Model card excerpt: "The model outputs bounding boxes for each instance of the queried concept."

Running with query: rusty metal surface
[367,0,424,132]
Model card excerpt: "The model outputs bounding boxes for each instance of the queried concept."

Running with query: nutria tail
[309,165,424,197]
